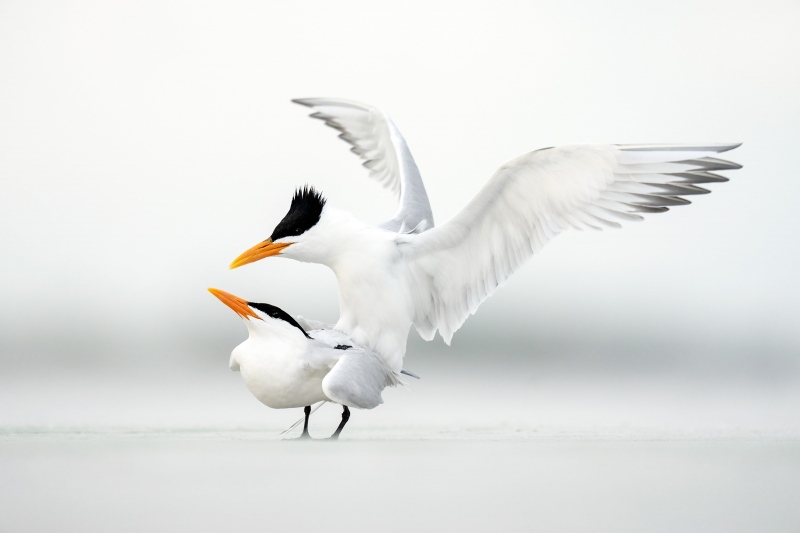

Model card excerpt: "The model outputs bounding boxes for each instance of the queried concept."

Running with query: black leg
[329,406,350,440]
[298,405,312,439]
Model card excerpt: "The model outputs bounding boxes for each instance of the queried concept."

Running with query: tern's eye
[271,312,279,318]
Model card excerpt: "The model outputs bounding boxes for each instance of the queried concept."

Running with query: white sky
[1,0,798,362]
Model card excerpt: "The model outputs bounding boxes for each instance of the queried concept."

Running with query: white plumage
[397,143,740,344]
[208,288,402,438]
[292,97,434,234]
[231,319,399,411]
[231,98,741,373]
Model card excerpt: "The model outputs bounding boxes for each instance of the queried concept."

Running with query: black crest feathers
[247,302,312,339]
[270,186,326,241]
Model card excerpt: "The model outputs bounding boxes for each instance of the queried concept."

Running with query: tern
[230,98,742,373]
[208,287,407,439]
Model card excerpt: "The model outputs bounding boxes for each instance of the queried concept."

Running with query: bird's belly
[238,356,328,409]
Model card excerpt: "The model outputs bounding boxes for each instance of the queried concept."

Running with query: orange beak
[208,288,262,321]
[229,239,293,269]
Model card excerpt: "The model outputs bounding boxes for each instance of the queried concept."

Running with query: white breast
[331,240,415,373]
[230,334,329,409]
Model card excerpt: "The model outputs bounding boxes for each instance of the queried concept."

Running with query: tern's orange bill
[208,288,262,321]
[229,239,293,269]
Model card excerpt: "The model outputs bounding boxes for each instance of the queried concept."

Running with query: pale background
[1,0,799,531]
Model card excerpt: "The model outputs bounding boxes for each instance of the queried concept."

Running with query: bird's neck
[305,209,412,371]
[314,210,394,268]
[247,321,307,347]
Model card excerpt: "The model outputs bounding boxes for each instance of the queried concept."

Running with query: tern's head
[207,288,311,339]
[229,186,337,268]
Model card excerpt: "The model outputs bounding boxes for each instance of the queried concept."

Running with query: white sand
[2,365,800,532]
[2,430,799,532]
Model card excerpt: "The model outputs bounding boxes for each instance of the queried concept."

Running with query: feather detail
[293,98,435,234]
[399,143,741,343]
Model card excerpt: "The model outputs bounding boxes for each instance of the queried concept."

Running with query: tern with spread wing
[208,288,407,439]
[230,98,742,373]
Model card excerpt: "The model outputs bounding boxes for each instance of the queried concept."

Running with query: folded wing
[293,97,434,233]
[398,143,742,343]
[322,348,401,409]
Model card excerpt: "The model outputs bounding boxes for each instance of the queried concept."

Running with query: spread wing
[397,143,742,343]
[321,347,401,410]
[292,97,434,233]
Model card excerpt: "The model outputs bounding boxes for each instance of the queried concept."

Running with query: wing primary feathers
[622,204,669,215]
[670,171,730,183]
[602,191,691,207]
[293,97,434,234]
[611,181,710,196]
[685,157,742,171]
[665,184,710,195]
[595,199,656,218]
[401,143,740,345]
[619,143,741,153]
[291,98,317,108]
[584,206,623,229]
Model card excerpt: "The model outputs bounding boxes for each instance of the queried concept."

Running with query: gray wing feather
[399,143,741,344]
[322,349,400,410]
[292,97,434,234]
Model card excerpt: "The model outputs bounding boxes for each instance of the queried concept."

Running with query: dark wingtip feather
[672,171,730,184]
[291,98,315,107]
[718,142,742,153]
[684,157,742,171]
[664,184,711,195]
[625,204,670,214]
